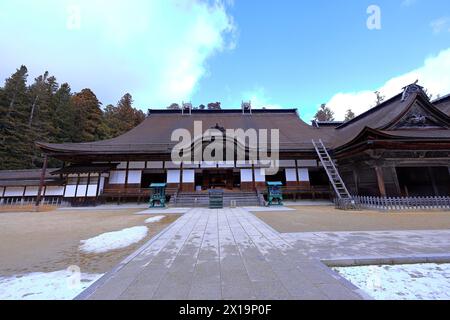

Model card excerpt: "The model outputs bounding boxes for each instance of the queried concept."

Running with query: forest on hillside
[0,66,146,170]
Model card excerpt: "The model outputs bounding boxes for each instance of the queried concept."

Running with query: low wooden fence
[0,196,68,210]
[335,196,450,211]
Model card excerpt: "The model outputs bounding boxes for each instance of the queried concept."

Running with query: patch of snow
[79,226,148,254]
[0,270,103,300]
[334,263,450,300]
[136,208,190,214]
[145,215,165,224]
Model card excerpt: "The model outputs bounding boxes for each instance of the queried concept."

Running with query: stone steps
[172,191,260,207]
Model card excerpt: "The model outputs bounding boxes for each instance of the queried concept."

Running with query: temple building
[1,84,449,206]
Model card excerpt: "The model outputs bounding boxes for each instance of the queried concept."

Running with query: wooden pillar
[124,161,130,189]
[375,166,386,197]
[35,155,48,207]
[390,166,401,196]
[251,163,256,190]
[353,168,359,195]
[428,167,439,196]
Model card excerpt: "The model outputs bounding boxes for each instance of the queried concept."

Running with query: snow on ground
[145,215,165,224]
[0,270,103,300]
[79,226,148,254]
[334,263,450,300]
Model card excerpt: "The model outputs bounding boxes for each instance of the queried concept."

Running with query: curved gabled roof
[37,109,336,156]
[433,94,450,116]
[333,90,450,148]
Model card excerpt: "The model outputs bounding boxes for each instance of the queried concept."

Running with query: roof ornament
[242,101,252,115]
[211,123,226,133]
[182,102,192,115]
[401,80,424,102]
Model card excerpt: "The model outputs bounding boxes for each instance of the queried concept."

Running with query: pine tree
[374,91,385,106]
[0,66,31,169]
[104,93,145,138]
[28,72,59,167]
[344,109,356,121]
[314,104,335,121]
[72,89,106,142]
[53,83,77,142]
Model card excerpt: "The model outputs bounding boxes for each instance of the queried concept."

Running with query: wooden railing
[336,196,450,211]
[257,185,332,200]
[101,187,179,204]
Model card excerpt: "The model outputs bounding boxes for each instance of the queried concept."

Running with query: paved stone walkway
[77,208,450,300]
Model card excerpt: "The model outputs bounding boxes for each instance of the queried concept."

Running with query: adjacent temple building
[1,83,449,207]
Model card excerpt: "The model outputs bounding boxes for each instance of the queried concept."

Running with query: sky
[0,0,449,120]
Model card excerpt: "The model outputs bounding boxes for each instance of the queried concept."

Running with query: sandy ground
[253,206,450,233]
[0,209,179,276]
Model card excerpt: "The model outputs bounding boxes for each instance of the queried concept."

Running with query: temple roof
[36,86,450,159]
[37,109,337,156]
[433,94,450,116]
[0,169,62,187]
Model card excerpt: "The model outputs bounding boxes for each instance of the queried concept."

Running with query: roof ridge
[336,92,405,130]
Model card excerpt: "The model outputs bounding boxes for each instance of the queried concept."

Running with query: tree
[53,83,77,142]
[0,66,32,169]
[314,103,335,121]
[167,103,180,110]
[104,93,145,138]
[374,91,385,106]
[344,109,356,121]
[207,102,221,110]
[72,89,107,142]
[198,104,206,110]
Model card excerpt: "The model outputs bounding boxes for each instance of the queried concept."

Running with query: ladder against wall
[312,139,356,209]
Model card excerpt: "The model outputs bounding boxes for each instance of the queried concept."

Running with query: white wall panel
[4,187,24,197]
[183,162,200,169]
[236,160,252,168]
[25,187,39,196]
[200,161,217,168]
[298,168,310,182]
[99,177,105,193]
[127,170,142,184]
[165,161,181,169]
[285,168,298,182]
[182,170,195,183]
[64,185,77,197]
[297,160,317,167]
[240,169,253,182]
[167,170,181,183]
[128,161,146,169]
[87,185,98,197]
[109,171,126,184]
[76,185,87,197]
[279,160,296,167]
[218,161,235,168]
[116,162,128,169]
[147,161,163,169]
[254,168,266,182]
[45,186,64,196]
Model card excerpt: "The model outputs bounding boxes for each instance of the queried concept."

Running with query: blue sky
[1,0,449,120]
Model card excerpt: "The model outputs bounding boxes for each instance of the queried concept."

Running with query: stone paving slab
[77,208,450,300]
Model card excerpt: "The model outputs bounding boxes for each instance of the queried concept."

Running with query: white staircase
[312,139,355,208]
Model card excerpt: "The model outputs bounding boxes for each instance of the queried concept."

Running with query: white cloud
[241,86,284,109]
[326,48,450,120]
[430,17,450,34]
[0,0,236,109]
[401,0,417,7]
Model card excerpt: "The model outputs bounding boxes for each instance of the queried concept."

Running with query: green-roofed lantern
[266,181,283,206]
[149,183,167,208]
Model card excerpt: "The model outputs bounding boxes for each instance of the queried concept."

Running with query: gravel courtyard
[0,208,180,277]
[254,206,450,233]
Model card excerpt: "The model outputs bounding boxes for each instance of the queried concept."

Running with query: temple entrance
[196,169,238,190]
[396,166,450,196]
